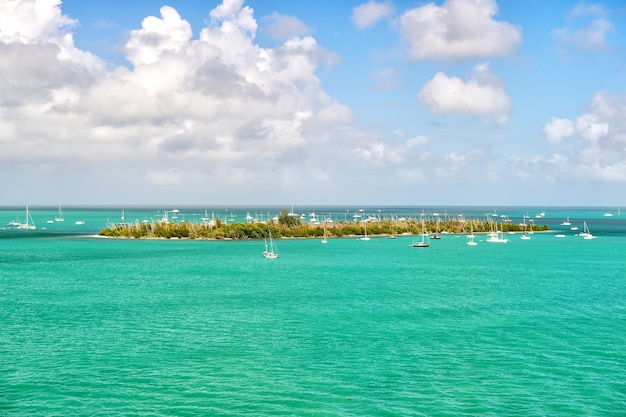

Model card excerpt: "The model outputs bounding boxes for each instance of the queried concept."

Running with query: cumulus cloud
[398,0,521,61]
[575,113,609,142]
[124,6,192,67]
[352,1,395,29]
[543,117,575,143]
[0,0,104,83]
[418,63,511,117]
[540,91,626,182]
[0,0,357,202]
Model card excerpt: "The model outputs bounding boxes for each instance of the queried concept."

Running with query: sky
[1,0,625,207]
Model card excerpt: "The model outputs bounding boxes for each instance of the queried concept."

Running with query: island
[98,209,549,240]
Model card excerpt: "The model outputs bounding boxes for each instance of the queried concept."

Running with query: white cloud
[0,0,103,73]
[261,13,310,40]
[539,91,626,182]
[352,1,394,29]
[543,117,575,143]
[0,0,372,205]
[0,0,74,43]
[398,0,521,61]
[418,63,511,117]
[125,6,193,67]
[575,113,609,142]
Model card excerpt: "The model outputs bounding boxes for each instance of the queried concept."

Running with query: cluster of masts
[5,205,85,230]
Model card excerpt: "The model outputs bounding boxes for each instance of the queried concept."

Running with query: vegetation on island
[98,208,549,240]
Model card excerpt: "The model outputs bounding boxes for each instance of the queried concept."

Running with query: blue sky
[1,0,625,206]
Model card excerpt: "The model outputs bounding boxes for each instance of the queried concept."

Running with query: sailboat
[561,216,571,226]
[17,205,36,230]
[580,221,596,240]
[7,212,21,227]
[431,217,441,240]
[55,204,64,222]
[486,223,508,243]
[466,223,477,246]
[263,230,280,258]
[411,218,430,247]
[359,220,370,241]
[321,222,328,244]
[520,217,531,240]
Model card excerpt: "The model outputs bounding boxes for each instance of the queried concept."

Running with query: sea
[1,205,625,416]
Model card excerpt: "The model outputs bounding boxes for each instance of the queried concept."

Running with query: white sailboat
[520,217,531,240]
[466,222,476,239]
[486,223,508,243]
[55,204,64,222]
[17,205,36,230]
[561,216,571,226]
[7,212,21,227]
[411,218,430,247]
[580,221,596,240]
[466,223,477,246]
[263,230,280,258]
[359,220,370,241]
[431,217,442,240]
[321,222,328,244]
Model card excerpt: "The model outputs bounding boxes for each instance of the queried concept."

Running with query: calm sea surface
[2,206,625,416]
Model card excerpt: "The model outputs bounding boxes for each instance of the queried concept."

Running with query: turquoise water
[2,207,626,416]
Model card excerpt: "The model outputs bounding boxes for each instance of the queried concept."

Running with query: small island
[98,209,549,240]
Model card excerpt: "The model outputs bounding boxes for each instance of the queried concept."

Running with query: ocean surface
[2,206,625,416]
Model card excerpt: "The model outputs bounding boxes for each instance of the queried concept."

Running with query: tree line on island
[98,209,549,239]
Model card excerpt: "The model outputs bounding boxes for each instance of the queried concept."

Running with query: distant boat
[359,220,370,241]
[466,222,476,239]
[486,223,508,243]
[75,220,85,225]
[535,211,545,219]
[263,230,280,258]
[431,218,442,240]
[17,205,36,230]
[520,217,531,240]
[388,221,397,239]
[466,224,477,246]
[411,218,430,247]
[581,221,596,240]
[55,204,64,222]
[321,222,328,244]
[7,212,21,227]
[561,217,571,226]
[555,234,566,238]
